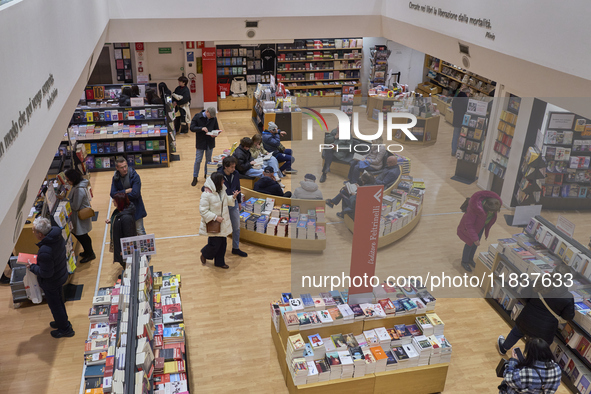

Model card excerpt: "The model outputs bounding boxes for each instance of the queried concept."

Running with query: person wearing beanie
[254,166,292,197]
[293,174,323,200]
[262,122,297,174]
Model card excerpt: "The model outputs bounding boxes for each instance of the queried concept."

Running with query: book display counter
[81,252,191,394]
[239,188,326,252]
[270,288,449,394]
[342,174,424,249]
[68,84,171,172]
[477,215,591,393]
[251,89,302,140]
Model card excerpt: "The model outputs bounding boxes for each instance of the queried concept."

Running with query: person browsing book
[110,157,147,235]
[262,122,297,174]
[232,137,264,178]
[27,217,74,338]
[293,173,323,200]
[347,138,386,184]
[190,107,219,186]
[216,156,248,257]
[499,338,561,394]
[172,76,191,134]
[374,156,401,188]
[200,173,238,269]
[325,173,375,219]
[497,263,574,357]
[63,169,95,263]
[457,190,501,272]
[109,192,137,271]
[254,166,292,197]
[250,133,283,183]
[320,126,353,183]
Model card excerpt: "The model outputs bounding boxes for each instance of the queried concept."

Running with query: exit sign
[158,47,172,54]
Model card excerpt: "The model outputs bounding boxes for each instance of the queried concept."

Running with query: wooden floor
[1,106,583,393]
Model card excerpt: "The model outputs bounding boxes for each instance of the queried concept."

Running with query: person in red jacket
[457,190,502,272]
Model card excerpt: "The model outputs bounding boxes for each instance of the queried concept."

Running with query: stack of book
[412,335,433,366]
[416,316,434,336]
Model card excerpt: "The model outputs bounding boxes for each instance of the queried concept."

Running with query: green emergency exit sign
[158,47,172,54]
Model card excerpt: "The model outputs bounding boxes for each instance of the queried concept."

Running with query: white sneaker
[279,182,286,189]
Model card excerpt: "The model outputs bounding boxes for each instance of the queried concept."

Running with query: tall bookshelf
[424,55,496,98]
[368,45,390,88]
[276,38,362,103]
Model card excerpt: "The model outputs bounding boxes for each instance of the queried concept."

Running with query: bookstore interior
[3,5,591,393]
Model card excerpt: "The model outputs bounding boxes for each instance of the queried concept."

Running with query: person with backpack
[457,190,501,272]
[498,337,562,394]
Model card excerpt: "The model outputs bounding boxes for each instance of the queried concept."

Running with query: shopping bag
[24,269,43,304]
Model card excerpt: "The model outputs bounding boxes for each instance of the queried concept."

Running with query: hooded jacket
[110,166,147,221]
[29,226,68,289]
[457,190,501,245]
[112,202,137,264]
[254,176,286,197]
[190,110,218,150]
[293,180,324,200]
[199,177,234,237]
[69,178,92,236]
[262,130,282,153]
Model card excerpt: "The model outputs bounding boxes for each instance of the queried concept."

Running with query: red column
[202,47,217,103]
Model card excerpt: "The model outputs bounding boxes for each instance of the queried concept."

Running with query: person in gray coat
[64,169,95,263]
[293,174,323,200]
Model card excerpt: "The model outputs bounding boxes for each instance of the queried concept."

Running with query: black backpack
[460,197,470,213]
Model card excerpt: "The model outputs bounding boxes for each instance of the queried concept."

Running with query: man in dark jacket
[190,107,219,186]
[320,126,353,183]
[262,122,296,174]
[233,137,264,177]
[498,263,575,355]
[451,88,470,156]
[172,76,191,134]
[374,156,401,188]
[216,156,248,257]
[110,157,147,235]
[254,166,292,197]
[27,217,74,338]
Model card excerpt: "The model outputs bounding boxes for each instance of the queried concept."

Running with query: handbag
[539,293,568,324]
[230,77,247,95]
[205,193,224,234]
[496,358,508,378]
[78,207,95,220]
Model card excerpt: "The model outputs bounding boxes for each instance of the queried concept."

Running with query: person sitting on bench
[232,137,264,178]
[320,126,353,183]
[375,156,401,188]
[347,138,386,184]
[254,166,292,197]
[262,122,297,174]
[325,173,375,218]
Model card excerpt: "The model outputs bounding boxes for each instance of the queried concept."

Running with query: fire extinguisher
[188,73,197,93]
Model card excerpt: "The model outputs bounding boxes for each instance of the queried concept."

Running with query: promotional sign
[556,215,576,238]
[348,185,384,295]
[121,234,157,258]
[202,47,217,102]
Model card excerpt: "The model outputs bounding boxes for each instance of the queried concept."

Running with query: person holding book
[457,190,501,272]
[27,217,74,338]
[232,137,264,178]
[320,126,353,183]
[498,337,561,394]
[190,107,219,186]
[110,192,137,270]
[110,157,147,235]
[347,138,386,184]
[118,86,132,106]
[172,76,191,134]
[293,173,323,200]
[262,122,296,174]
[374,156,401,188]
[254,166,292,197]
[200,173,238,269]
[325,173,375,218]
[250,133,283,182]
[497,263,574,356]
[63,169,95,264]
[216,156,248,258]
[451,87,470,156]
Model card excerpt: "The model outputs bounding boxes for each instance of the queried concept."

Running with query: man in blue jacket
[262,122,296,174]
[216,156,248,257]
[254,166,292,197]
[374,156,401,188]
[27,217,74,338]
[110,157,147,235]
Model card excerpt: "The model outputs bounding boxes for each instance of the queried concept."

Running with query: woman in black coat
[109,192,137,269]
[497,263,575,355]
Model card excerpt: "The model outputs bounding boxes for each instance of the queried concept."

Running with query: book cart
[477,215,591,393]
[239,188,326,252]
[80,251,192,393]
[68,84,171,172]
[271,305,449,394]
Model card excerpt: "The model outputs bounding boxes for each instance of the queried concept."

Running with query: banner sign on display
[556,215,575,238]
[348,185,384,295]
[202,47,217,102]
[548,112,575,130]
[120,234,157,258]
[467,99,488,116]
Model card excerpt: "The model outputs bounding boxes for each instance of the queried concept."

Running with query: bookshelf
[453,99,491,183]
[276,38,362,100]
[368,45,390,87]
[489,102,520,181]
[424,55,496,98]
[239,187,326,252]
[537,111,591,210]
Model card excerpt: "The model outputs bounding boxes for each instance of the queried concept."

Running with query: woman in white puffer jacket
[199,173,237,269]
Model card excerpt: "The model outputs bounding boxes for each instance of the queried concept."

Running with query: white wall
[361,37,425,97]
[0,0,109,261]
